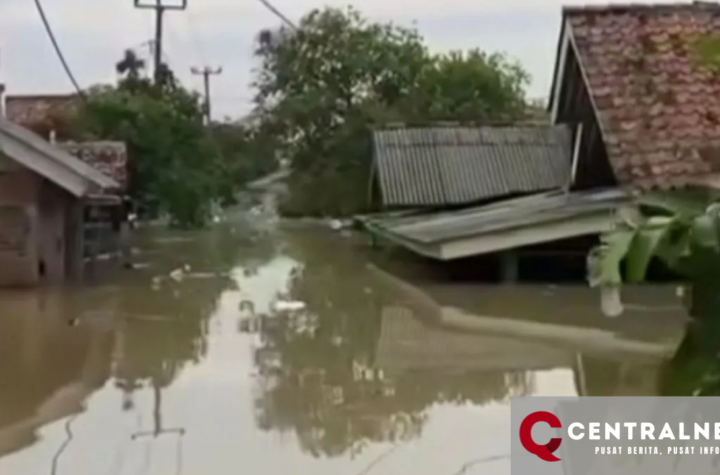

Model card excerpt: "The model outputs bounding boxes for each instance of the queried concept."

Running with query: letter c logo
[520,411,562,462]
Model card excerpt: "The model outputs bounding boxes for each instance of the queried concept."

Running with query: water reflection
[0,224,273,466]
[245,229,682,460]
[0,291,113,457]
[0,224,688,475]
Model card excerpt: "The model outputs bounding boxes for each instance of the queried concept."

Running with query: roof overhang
[0,118,119,197]
[548,18,573,123]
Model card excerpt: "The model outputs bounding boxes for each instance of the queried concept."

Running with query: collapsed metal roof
[359,188,629,259]
[372,124,573,207]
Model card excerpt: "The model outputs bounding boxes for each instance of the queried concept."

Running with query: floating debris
[272,300,306,312]
[169,267,186,282]
[125,262,151,270]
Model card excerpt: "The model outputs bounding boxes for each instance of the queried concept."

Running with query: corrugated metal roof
[362,188,629,245]
[372,124,573,207]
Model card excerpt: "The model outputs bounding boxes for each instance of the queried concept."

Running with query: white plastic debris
[329,219,343,231]
[600,286,624,318]
[272,300,307,312]
[169,268,184,282]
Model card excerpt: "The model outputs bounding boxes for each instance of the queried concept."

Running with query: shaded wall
[38,179,71,283]
[0,160,40,286]
[0,155,77,286]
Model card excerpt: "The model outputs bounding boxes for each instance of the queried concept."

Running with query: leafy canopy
[251,6,531,217]
[588,189,720,288]
[64,54,275,227]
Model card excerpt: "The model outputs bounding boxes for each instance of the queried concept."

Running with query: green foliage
[251,6,531,217]
[208,121,281,205]
[64,55,276,228]
[401,49,529,122]
[588,190,720,289]
[68,77,214,227]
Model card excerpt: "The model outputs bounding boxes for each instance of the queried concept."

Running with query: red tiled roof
[565,2,720,188]
[4,94,79,129]
[60,142,128,190]
[3,95,128,188]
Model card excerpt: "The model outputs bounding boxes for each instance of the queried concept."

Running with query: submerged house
[362,1,720,279]
[360,124,628,279]
[0,115,122,286]
[1,94,130,284]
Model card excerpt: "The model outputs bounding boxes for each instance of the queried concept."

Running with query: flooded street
[0,222,688,475]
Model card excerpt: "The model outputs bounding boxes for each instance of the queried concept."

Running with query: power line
[256,0,297,30]
[32,0,86,99]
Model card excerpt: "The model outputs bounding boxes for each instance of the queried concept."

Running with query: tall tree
[252,6,531,217]
[66,52,224,227]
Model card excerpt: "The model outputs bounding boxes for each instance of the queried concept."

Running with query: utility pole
[133,0,187,83]
[191,66,222,123]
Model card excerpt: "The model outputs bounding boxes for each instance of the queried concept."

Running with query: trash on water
[328,219,353,231]
[169,268,185,282]
[271,300,307,312]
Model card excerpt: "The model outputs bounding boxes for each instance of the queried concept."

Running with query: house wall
[0,156,78,286]
[0,167,40,286]
[38,179,71,283]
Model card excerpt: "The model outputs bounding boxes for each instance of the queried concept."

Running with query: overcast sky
[0,0,677,120]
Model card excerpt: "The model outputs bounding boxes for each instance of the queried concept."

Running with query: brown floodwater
[0,222,688,475]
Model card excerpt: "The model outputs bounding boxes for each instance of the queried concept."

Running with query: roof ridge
[563,1,720,16]
[4,93,77,100]
[375,122,560,132]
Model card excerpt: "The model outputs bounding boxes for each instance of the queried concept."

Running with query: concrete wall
[0,169,40,286]
[0,157,76,286]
